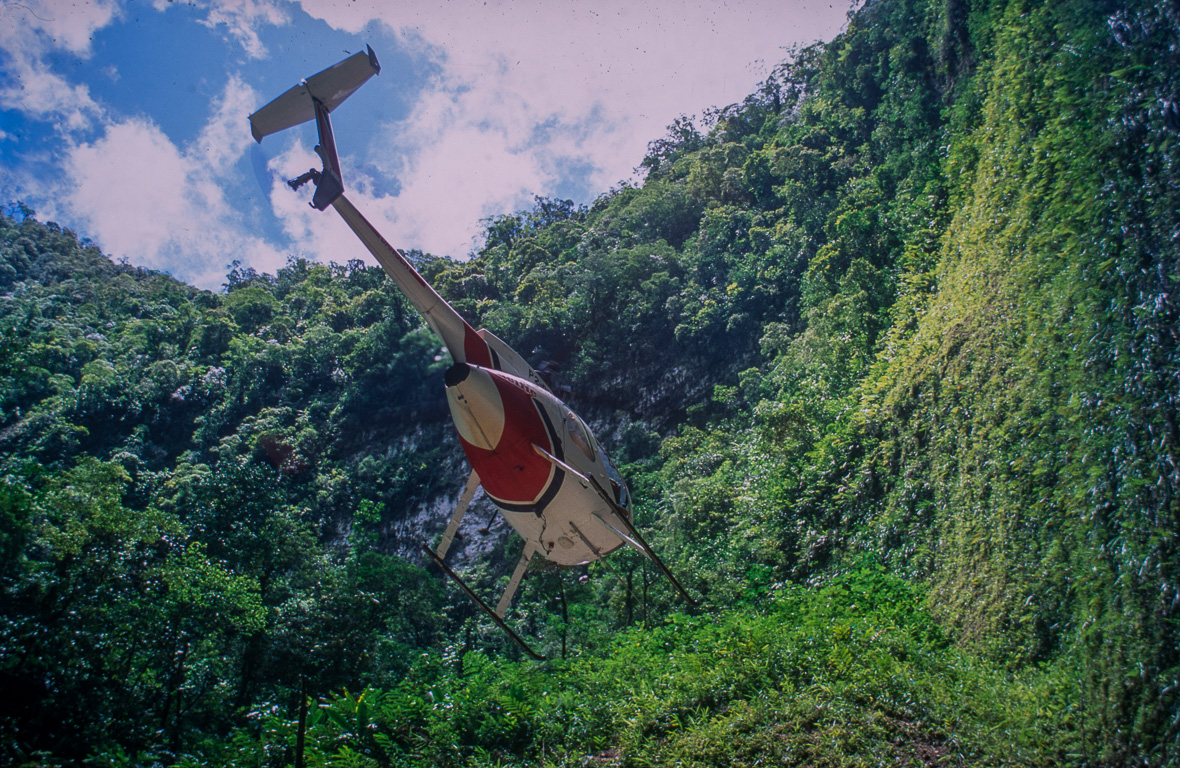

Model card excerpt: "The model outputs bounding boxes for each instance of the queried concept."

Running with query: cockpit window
[566,411,596,461]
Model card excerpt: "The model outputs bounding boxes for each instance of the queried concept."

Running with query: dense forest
[2,0,1178,764]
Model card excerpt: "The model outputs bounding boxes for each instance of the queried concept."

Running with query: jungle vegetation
[2,0,1177,764]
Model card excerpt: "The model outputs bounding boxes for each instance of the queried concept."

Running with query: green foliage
[0,215,450,761]
[210,568,1072,767]
[0,476,32,569]
[801,0,1180,761]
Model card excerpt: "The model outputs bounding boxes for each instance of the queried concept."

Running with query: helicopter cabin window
[566,412,596,461]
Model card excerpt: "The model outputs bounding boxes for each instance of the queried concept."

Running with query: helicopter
[249,47,696,659]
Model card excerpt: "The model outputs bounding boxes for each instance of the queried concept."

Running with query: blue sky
[0,0,853,290]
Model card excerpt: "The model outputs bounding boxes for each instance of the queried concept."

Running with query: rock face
[389,482,511,569]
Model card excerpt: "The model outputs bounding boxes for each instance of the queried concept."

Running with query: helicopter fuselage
[444,360,630,566]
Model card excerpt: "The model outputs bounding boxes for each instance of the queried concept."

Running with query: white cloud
[367,84,589,259]
[3,0,854,287]
[0,0,121,56]
[0,1,291,288]
[194,74,260,167]
[152,0,290,59]
[0,0,120,132]
[283,0,851,258]
[59,77,287,289]
[303,0,849,163]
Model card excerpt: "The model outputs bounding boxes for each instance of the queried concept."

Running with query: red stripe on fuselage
[457,372,552,505]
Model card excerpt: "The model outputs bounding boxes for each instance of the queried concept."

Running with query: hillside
[2,0,1178,764]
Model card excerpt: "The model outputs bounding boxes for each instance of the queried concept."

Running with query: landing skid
[421,544,545,661]
[587,477,699,606]
[421,471,545,660]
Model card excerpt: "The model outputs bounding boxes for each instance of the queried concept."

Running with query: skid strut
[422,544,545,661]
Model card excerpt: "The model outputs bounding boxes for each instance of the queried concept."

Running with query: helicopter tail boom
[252,47,491,365]
[330,194,491,366]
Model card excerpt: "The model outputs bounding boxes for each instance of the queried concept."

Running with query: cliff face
[835,0,1180,751]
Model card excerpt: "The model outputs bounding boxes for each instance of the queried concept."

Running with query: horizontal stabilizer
[249,46,380,142]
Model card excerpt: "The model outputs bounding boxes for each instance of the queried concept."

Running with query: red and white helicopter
[250,48,695,658]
